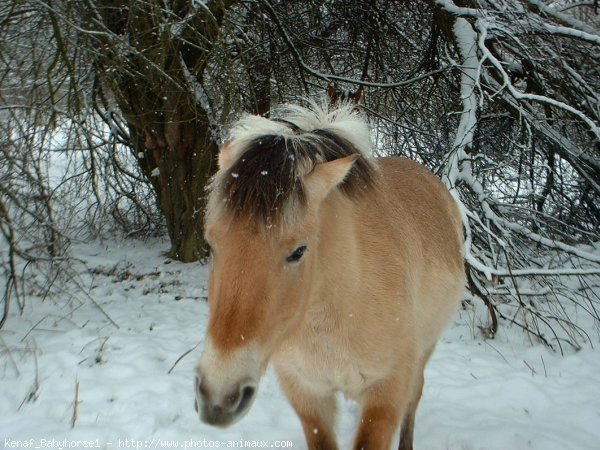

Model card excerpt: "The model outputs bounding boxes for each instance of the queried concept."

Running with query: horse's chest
[276,322,376,398]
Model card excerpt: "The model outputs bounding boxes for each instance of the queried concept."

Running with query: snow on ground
[1,238,599,450]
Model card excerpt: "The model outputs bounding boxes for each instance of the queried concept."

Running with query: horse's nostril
[242,385,255,398]
[236,385,256,413]
[196,376,210,401]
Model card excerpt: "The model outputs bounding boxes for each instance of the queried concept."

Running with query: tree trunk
[135,120,217,262]
[90,0,236,262]
[109,66,219,262]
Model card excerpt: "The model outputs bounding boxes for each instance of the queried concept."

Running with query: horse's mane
[208,101,378,225]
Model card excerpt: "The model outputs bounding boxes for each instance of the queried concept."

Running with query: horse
[194,102,465,450]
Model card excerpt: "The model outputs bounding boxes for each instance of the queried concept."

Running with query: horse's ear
[353,86,363,103]
[326,83,338,106]
[304,154,358,205]
[218,140,235,170]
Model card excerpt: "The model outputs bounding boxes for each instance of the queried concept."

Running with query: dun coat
[195,102,465,450]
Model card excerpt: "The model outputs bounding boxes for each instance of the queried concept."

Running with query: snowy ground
[1,238,599,450]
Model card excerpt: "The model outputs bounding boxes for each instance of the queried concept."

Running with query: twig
[483,340,509,364]
[21,315,50,342]
[69,268,119,329]
[83,293,119,329]
[167,342,201,375]
[523,359,537,376]
[20,309,80,342]
[71,376,80,429]
[540,355,548,378]
[79,336,109,365]
[18,341,40,410]
[0,271,14,330]
[466,263,498,338]
[0,334,20,376]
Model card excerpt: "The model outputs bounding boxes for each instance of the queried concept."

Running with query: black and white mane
[208,102,378,224]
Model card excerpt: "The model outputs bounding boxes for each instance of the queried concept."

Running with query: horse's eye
[286,245,307,263]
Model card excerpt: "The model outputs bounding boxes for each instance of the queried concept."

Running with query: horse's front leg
[353,374,412,450]
[277,371,339,450]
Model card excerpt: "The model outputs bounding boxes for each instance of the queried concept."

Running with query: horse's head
[194,104,375,427]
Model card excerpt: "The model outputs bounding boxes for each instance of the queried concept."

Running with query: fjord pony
[195,103,465,450]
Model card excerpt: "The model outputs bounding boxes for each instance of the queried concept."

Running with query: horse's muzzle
[195,375,257,427]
